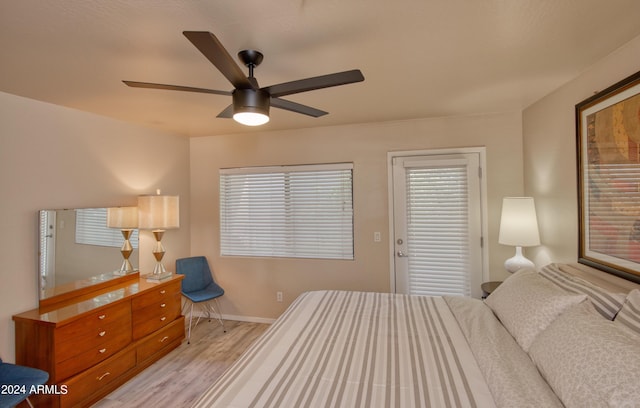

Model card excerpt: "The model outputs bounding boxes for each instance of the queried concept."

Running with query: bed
[192,263,640,408]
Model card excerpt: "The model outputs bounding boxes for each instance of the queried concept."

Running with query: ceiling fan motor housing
[232,88,270,116]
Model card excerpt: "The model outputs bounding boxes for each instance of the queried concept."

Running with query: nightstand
[481,281,502,299]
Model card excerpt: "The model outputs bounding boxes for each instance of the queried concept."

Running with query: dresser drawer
[56,328,132,381]
[132,296,181,339]
[56,302,132,363]
[132,280,181,309]
[137,316,185,363]
[60,348,136,408]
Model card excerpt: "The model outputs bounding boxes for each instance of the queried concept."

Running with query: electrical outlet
[374,231,381,242]
[276,291,283,302]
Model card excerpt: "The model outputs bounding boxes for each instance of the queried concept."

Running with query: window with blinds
[219,163,354,260]
[75,208,139,248]
[405,164,472,296]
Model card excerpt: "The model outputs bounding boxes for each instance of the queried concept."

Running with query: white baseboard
[221,313,276,324]
[186,309,275,324]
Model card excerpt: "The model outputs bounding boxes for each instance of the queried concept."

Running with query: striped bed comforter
[192,290,496,407]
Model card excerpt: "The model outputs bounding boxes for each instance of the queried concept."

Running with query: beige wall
[0,92,191,362]
[523,34,640,266]
[190,112,524,320]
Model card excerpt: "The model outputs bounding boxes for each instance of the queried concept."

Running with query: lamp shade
[138,195,180,230]
[498,197,540,247]
[107,206,138,229]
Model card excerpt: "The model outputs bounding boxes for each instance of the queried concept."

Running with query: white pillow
[529,301,640,408]
[484,269,586,351]
[614,288,640,335]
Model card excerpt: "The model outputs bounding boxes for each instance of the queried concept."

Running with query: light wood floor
[92,319,269,408]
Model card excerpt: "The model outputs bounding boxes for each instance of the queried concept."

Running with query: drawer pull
[160,290,166,294]
[160,316,167,322]
[160,303,166,308]
[99,331,106,337]
[99,348,107,354]
[160,336,169,343]
[97,372,111,381]
[98,314,106,320]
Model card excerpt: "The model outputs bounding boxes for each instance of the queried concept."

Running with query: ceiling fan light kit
[232,88,270,126]
[124,31,364,127]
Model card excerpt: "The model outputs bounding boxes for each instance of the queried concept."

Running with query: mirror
[38,208,139,299]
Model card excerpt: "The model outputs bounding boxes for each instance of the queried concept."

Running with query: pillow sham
[539,263,626,319]
[484,269,586,352]
[529,301,640,408]
[614,289,640,335]
[444,296,563,408]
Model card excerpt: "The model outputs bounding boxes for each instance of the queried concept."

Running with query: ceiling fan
[123,31,365,126]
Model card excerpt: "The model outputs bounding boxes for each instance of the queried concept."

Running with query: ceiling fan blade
[271,97,328,117]
[183,31,255,90]
[123,81,231,96]
[216,104,234,118]
[264,69,364,98]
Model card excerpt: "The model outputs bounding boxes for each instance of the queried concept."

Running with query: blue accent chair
[176,256,226,343]
[0,358,49,408]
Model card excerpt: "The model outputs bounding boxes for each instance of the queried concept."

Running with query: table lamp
[107,206,138,275]
[498,197,540,273]
[138,193,179,280]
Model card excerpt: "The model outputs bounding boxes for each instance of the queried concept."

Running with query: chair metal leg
[198,301,225,330]
[181,298,189,315]
[187,302,194,344]
[184,298,226,344]
[215,298,226,332]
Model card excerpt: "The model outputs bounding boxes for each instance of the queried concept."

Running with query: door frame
[387,147,490,294]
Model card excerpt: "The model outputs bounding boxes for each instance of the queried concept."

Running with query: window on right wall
[219,163,354,260]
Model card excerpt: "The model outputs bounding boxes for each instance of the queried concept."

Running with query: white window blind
[75,208,139,248]
[220,163,354,259]
[405,163,471,296]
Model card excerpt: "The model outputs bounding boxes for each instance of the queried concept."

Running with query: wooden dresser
[13,272,185,408]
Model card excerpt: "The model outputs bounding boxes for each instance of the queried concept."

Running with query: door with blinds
[391,151,485,298]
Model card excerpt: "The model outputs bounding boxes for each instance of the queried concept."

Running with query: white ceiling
[2,0,640,137]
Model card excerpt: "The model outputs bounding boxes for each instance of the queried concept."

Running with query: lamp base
[114,266,139,276]
[146,271,172,281]
[146,260,172,281]
[114,229,137,276]
[146,229,173,281]
[504,246,535,273]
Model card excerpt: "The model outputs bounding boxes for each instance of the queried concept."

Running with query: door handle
[397,250,409,257]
